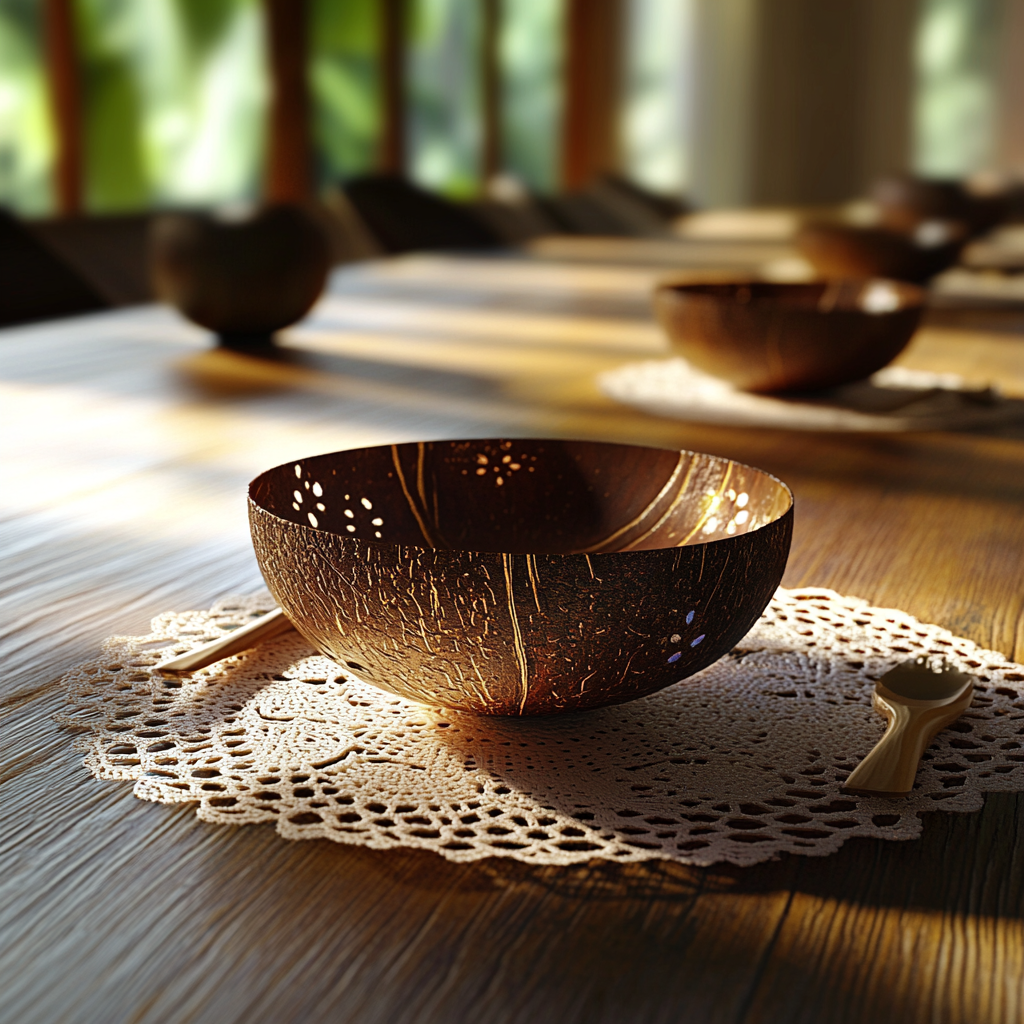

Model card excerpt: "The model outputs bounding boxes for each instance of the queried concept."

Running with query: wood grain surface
[3,249,1024,1024]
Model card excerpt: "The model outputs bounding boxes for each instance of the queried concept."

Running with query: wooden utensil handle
[843,701,924,796]
[156,606,295,674]
[842,692,969,797]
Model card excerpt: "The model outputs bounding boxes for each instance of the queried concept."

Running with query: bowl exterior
[795,223,963,283]
[871,176,972,232]
[654,285,923,393]
[870,175,1008,237]
[249,501,793,716]
[149,205,329,335]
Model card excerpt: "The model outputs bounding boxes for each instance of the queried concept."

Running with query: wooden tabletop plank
[3,252,1024,1023]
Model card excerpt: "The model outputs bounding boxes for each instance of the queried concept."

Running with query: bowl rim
[248,437,794,558]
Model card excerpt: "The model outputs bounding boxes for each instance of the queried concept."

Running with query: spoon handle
[843,688,973,797]
[156,606,295,674]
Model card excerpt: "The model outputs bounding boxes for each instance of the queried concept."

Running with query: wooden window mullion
[379,0,407,174]
[265,0,313,202]
[561,0,624,191]
[481,0,501,185]
[43,0,83,216]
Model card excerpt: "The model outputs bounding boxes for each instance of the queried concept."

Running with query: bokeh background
[2,0,1022,218]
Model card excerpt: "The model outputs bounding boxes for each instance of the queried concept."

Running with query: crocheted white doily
[58,588,1024,867]
[599,359,1024,432]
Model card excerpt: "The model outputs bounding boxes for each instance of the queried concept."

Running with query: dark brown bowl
[654,279,925,393]
[871,175,973,231]
[795,221,965,283]
[871,174,1009,237]
[249,439,793,716]
[150,204,329,351]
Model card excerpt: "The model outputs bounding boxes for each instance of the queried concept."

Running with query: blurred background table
[4,248,1024,1024]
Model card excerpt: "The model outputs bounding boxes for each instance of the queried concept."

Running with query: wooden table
[4,250,1024,1023]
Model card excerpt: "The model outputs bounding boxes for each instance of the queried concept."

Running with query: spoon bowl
[842,656,975,797]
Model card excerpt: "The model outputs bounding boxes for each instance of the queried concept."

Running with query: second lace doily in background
[599,358,1024,432]
[58,588,1024,867]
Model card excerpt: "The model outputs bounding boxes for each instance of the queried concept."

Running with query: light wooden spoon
[156,606,295,674]
[842,656,975,798]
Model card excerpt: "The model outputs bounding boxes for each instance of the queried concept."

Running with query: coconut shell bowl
[794,220,966,283]
[249,439,793,716]
[654,279,925,393]
[870,174,1009,238]
[150,204,330,352]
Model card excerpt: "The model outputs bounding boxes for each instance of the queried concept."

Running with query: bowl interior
[661,279,924,316]
[250,439,792,556]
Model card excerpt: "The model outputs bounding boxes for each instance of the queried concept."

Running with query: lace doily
[599,358,1024,432]
[58,588,1024,867]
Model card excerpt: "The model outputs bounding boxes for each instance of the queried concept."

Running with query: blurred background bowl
[795,221,966,283]
[870,175,974,232]
[150,204,330,351]
[654,279,925,393]
[249,439,793,716]
[870,174,1010,238]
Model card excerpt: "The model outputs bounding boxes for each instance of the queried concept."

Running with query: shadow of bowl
[654,279,925,394]
[150,204,330,351]
[248,439,793,716]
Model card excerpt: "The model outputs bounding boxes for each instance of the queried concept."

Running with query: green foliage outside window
[407,0,482,198]
[1,0,1013,218]
[75,0,266,212]
[310,0,379,185]
[0,0,567,214]
[914,0,1002,177]
[499,0,563,194]
[0,0,54,214]
[621,0,690,195]
[405,0,565,197]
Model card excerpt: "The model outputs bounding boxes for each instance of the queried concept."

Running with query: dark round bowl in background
[249,439,793,716]
[654,278,925,393]
[871,175,972,231]
[871,174,1010,237]
[795,220,966,284]
[150,204,330,351]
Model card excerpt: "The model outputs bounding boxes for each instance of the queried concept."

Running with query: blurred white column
[687,0,757,208]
